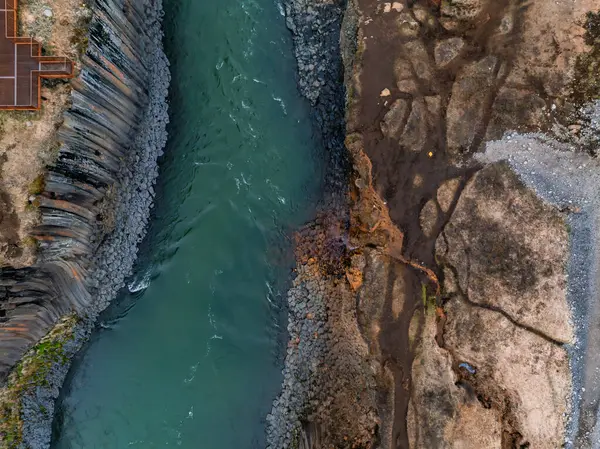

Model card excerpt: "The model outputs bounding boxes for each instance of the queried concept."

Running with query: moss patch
[571,11,600,105]
[21,236,39,253]
[27,173,46,196]
[0,314,78,449]
[421,283,437,313]
[70,6,93,57]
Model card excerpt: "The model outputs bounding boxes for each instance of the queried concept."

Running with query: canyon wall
[0,0,169,447]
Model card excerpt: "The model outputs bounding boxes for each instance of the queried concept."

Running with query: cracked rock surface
[421,162,573,448]
[438,163,573,344]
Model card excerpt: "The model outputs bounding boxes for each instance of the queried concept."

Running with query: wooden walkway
[0,0,73,110]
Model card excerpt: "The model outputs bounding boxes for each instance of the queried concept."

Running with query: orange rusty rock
[346,268,364,291]
[435,306,445,319]
[70,266,81,281]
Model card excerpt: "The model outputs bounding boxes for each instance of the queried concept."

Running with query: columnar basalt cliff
[269,0,600,448]
[0,0,169,447]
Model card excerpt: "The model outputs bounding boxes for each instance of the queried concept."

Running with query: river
[50,0,323,447]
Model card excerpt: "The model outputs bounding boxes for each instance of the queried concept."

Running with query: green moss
[346,83,354,101]
[41,43,57,57]
[0,314,79,449]
[21,236,39,251]
[0,110,38,123]
[571,11,600,104]
[356,36,366,60]
[345,133,361,146]
[27,173,46,196]
[290,426,301,449]
[71,4,93,58]
[421,283,437,312]
[71,24,89,57]
[24,197,41,212]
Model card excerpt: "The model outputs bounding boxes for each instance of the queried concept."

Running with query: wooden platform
[0,0,73,110]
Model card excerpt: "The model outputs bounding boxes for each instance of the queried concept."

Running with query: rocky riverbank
[268,0,600,448]
[265,0,355,447]
[0,0,170,447]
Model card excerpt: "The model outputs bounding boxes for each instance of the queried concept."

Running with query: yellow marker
[428,151,433,158]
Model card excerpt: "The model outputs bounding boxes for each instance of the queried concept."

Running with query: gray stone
[381,98,410,139]
[446,56,498,156]
[434,37,465,68]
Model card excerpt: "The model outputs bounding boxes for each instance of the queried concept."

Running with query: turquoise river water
[51,1,324,447]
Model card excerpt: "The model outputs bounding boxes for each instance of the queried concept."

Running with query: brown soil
[20,0,92,61]
[345,134,439,449]
[0,154,21,265]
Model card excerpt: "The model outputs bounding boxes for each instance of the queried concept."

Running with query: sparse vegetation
[21,235,38,250]
[71,4,93,57]
[27,173,46,196]
[0,314,78,449]
[421,283,437,311]
[571,11,600,105]
[345,133,362,147]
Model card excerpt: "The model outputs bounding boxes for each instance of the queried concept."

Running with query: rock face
[439,164,572,343]
[446,56,498,155]
[434,37,465,68]
[478,127,600,448]
[408,313,504,449]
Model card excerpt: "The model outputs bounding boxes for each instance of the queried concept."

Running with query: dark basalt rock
[0,0,169,446]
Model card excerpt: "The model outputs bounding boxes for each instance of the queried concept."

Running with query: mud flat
[0,0,169,447]
[268,0,600,448]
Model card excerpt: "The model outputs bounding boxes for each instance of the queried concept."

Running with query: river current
[51,1,323,447]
